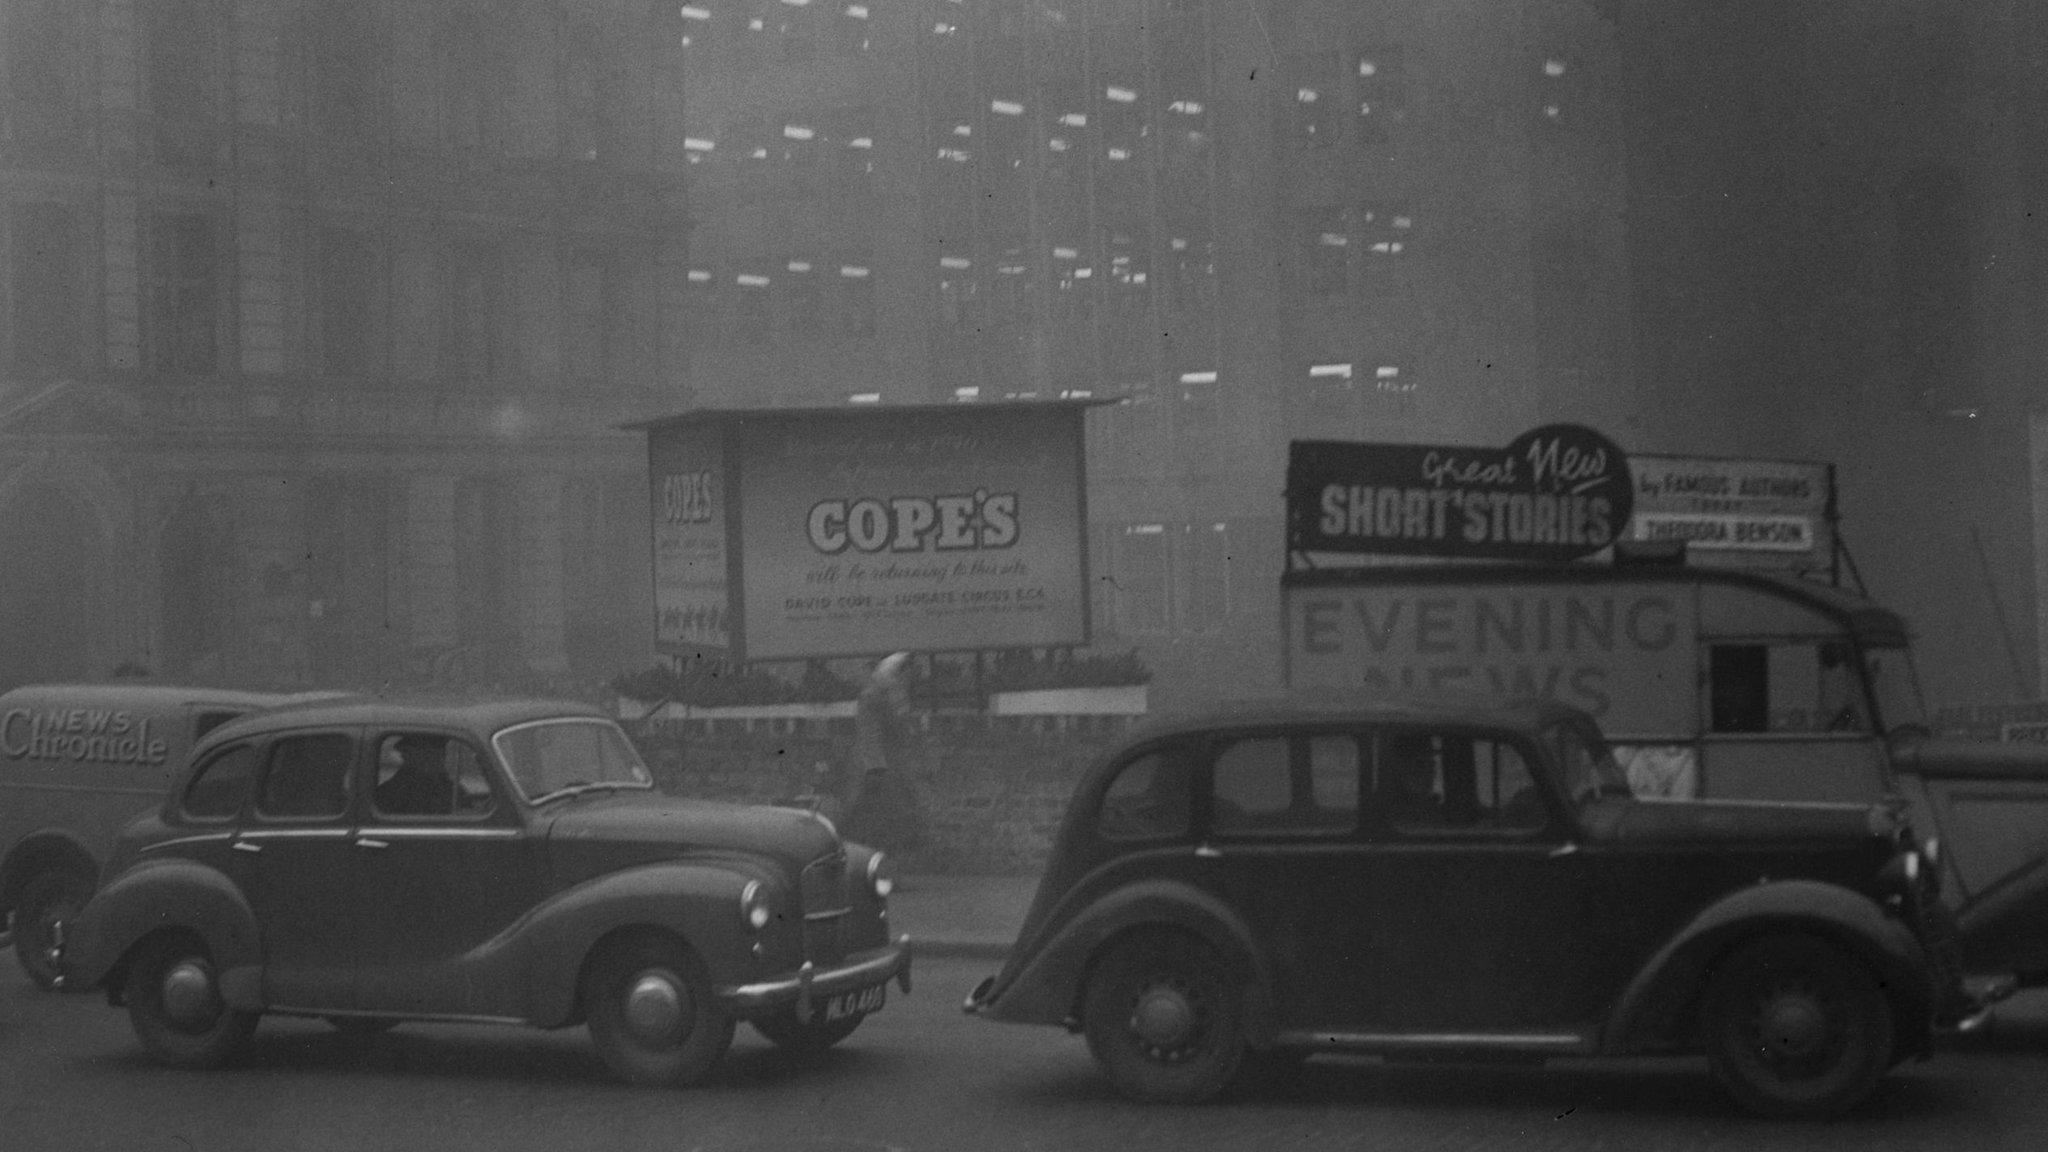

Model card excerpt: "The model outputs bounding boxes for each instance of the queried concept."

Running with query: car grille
[800,851,850,966]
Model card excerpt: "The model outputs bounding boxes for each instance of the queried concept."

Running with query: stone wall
[629,719,1128,875]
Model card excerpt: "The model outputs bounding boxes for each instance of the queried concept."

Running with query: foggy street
[7,954,2048,1152]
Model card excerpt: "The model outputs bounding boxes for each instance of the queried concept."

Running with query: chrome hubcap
[623,971,686,1046]
[1130,986,1196,1050]
[161,960,219,1031]
[1759,993,1828,1059]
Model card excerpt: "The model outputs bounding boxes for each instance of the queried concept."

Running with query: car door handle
[355,838,389,850]
[231,841,261,854]
[1547,842,1580,859]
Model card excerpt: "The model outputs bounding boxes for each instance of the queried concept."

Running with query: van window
[256,733,356,820]
[1708,640,1870,734]
[192,709,244,742]
[183,744,259,820]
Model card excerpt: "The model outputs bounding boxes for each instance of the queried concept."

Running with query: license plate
[822,983,887,1022]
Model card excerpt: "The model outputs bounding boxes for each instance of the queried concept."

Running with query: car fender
[1602,878,1932,1055]
[519,859,762,1027]
[1,829,101,915]
[979,877,1275,1040]
[60,856,259,1002]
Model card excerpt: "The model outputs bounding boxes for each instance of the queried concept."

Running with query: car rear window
[1098,749,1192,841]
[182,743,258,820]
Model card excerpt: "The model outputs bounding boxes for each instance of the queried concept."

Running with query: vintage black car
[53,696,911,1085]
[965,696,1956,1117]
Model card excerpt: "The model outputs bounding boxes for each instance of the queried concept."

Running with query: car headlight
[740,880,773,930]
[866,852,893,899]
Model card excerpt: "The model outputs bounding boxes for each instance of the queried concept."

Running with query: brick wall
[631,720,1127,875]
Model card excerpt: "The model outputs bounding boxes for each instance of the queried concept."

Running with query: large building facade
[677,0,1637,705]
[1,0,2036,712]
[0,0,687,692]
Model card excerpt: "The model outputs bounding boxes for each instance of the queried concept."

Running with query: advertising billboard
[1287,424,1635,563]
[1623,454,1834,571]
[1284,580,1700,736]
[639,401,1094,662]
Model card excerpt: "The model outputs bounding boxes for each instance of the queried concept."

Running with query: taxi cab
[967,695,1957,1118]
[55,696,911,1086]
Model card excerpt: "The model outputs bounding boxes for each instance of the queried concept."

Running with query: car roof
[1114,691,1584,747]
[197,694,613,746]
[0,683,343,711]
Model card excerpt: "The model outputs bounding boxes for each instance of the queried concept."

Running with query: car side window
[1098,748,1192,841]
[182,743,259,821]
[372,733,495,820]
[1212,734,1360,836]
[255,733,356,820]
[1375,730,1548,836]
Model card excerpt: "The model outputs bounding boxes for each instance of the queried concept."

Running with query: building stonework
[0,0,2037,714]
[0,0,684,693]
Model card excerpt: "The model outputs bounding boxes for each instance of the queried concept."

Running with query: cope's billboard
[642,402,1093,661]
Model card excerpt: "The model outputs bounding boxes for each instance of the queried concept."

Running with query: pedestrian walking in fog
[846,651,931,856]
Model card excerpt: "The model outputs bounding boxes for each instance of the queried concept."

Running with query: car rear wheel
[583,936,733,1086]
[1702,932,1894,1118]
[14,868,93,991]
[123,934,259,1070]
[1082,929,1246,1104]
[752,1006,864,1055]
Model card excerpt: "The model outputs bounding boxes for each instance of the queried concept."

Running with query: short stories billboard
[639,402,1094,661]
[1287,424,1635,562]
[1624,454,1834,571]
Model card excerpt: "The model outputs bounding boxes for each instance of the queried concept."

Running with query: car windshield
[492,718,653,802]
[1543,720,1631,806]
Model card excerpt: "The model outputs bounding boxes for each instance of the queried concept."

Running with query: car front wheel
[1702,932,1895,1118]
[1082,928,1246,1104]
[583,936,733,1086]
[123,934,259,1070]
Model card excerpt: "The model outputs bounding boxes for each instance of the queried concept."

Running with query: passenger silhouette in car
[374,736,451,817]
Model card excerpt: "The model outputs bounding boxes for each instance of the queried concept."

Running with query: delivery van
[0,683,342,988]
[1282,556,2048,985]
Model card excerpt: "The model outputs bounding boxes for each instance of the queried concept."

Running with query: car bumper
[718,935,913,1020]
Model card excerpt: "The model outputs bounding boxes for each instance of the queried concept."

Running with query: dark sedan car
[965,696,1957,1117]
[54,696,911,1086]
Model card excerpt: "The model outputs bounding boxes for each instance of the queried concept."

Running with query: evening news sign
[637,402,1095,662]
